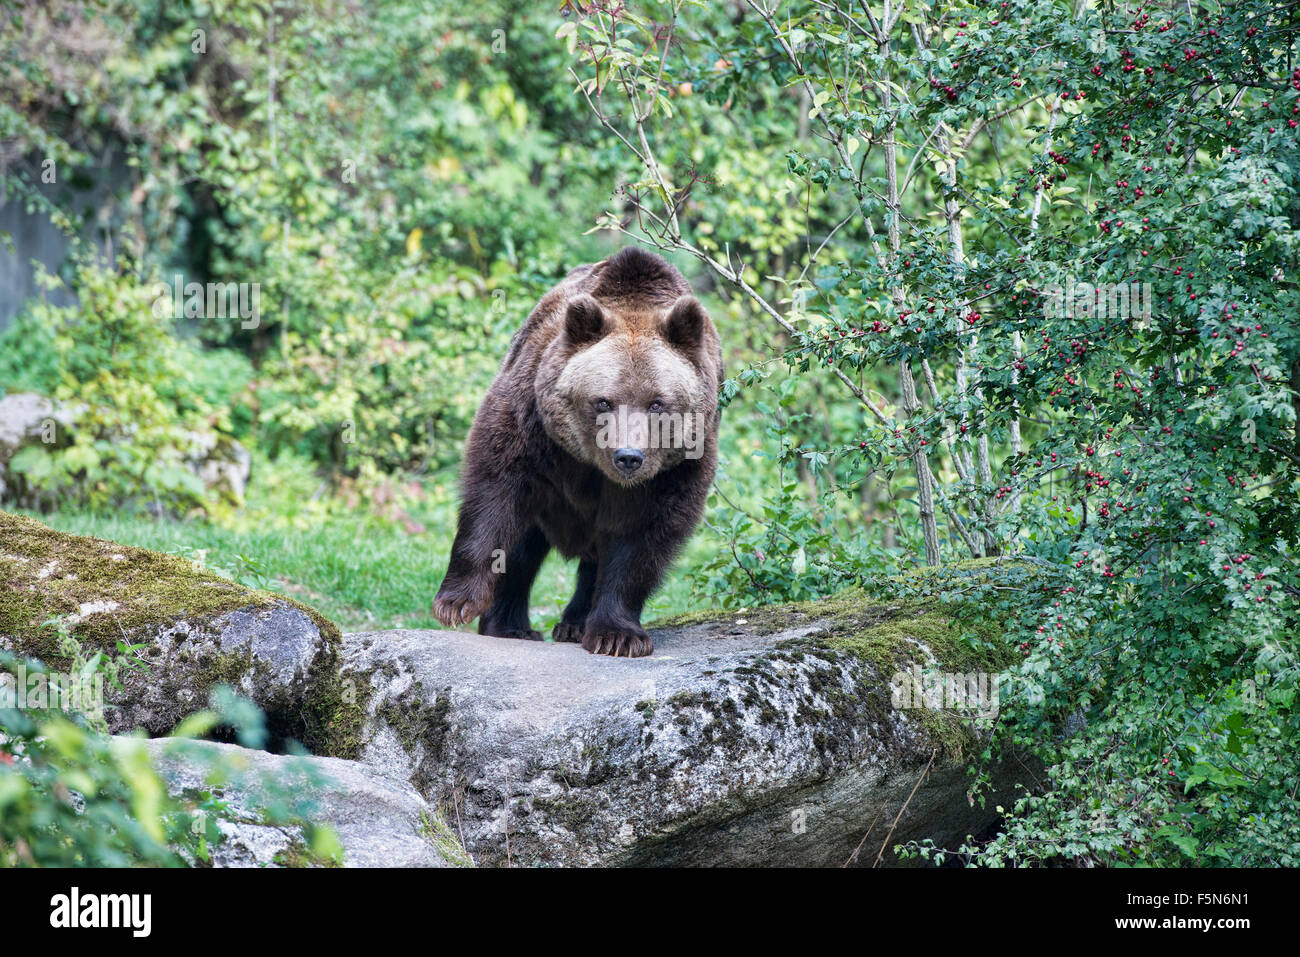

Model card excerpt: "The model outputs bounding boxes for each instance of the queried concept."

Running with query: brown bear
[432,246,722,657]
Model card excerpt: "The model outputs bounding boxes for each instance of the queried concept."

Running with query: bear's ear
[662,296,706,351]
[565,295,607,346]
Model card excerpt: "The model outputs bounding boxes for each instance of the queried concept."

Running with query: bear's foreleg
[581,461,711,658]
[477,525,550,640]
[581,535,677,658]
[433,476,530,628]
[552,558,597,643]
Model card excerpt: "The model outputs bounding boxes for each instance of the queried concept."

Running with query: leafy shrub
[0,620,340,867]
[0,620,213,866]
[0,259,240,514]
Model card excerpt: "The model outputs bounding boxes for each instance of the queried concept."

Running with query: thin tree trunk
[879,14,940,565]
[941,134,985,557]
[1014,98,1059,517]
[900,360,941,564]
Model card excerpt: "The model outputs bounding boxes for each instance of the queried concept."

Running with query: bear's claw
[433,575,493,628]
[581,626,654,658]
[551,621,584,643]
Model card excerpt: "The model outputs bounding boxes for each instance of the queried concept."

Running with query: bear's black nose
[613,448,644,474]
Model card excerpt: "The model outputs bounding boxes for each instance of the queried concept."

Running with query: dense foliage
[2,0,1297,866]
[566,0,1300,865]
[0,619,337,866]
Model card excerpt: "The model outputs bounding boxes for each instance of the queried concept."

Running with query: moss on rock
[1,510,274,658]
[0,510,353,756]
[647,561,1023,760]
[373,684,454,795]
[419,809,474,867]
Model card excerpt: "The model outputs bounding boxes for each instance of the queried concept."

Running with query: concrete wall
[0,147,129,332]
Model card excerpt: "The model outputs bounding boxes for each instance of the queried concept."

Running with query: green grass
[20,508,708,635]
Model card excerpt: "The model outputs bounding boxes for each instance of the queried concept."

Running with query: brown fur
[432,247,722,657]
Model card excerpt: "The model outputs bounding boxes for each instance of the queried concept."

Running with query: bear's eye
[648,400,664,413]
[594,399,612,413]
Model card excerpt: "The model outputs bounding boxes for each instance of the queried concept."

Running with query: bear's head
[537,291,719,486]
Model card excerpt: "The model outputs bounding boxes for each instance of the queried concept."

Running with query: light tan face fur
[539,321,711,485]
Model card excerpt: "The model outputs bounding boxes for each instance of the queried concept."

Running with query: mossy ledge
[652,561,1019,678]
[650,562,1023,761]
[0,510,356,755]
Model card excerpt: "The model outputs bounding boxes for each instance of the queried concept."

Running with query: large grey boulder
[0,512,361,755]
[341,596,1021,867]
[138,737,456,867]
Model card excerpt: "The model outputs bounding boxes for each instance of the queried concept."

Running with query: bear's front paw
[551,621,584,643]
[433,574,493,628]
[582,623,654,658]
[479,611,541,642]
[490,627,543,642]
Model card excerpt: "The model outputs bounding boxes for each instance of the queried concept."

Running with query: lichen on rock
[340,576,1027,867]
